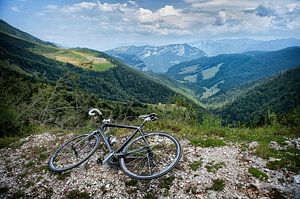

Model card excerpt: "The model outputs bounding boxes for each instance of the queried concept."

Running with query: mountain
[166,47,300,101]
[0,22,177,104]
[190,38,300,56]
[0,19,57,47]
[106,44,206,73]
[219,66,300,125]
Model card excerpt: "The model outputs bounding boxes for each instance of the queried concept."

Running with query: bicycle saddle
[138,113,158,121]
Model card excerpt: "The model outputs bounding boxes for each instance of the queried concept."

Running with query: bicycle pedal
[102,152,114,164]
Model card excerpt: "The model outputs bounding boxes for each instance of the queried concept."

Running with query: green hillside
[0,31,176,104]
[219,66,300,126]
[167,47,300,101]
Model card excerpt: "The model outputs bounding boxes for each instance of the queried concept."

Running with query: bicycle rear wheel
[48,133,100,172]
[119,132,182,180]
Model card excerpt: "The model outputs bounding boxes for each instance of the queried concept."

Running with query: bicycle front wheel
[120,132,182,180]
[48,133,100,173]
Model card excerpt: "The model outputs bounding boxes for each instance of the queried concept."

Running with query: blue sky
[1,0,300,50]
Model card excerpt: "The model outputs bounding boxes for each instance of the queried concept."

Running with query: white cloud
[215,10,226,25]
[37,0,300,42]
[11,6,21,12]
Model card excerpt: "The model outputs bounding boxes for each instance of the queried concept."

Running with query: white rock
[293,175,300,184]
[248,141,259,150]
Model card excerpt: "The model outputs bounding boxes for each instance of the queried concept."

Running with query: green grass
[205,161,225,173]
[208,179,225,191]
[125,179,139,187]
[92,62,114,71]
[24,160,35,168]
[248,167,268,181]
[190,137,226,147]
[0,136,20,149]
[159,175,175,190]
[11,189,25,198]
[190,159,203,171]
[67,190,90,199]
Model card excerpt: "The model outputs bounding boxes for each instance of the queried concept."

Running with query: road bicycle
[48,108,182,180]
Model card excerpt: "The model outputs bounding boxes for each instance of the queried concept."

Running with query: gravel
[0,133,299,198]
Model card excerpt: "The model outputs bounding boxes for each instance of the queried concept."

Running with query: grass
[205,161,225,173]
[24,160,35,168]
[159,175,175,190]
[207,179,225,191]
[190,137,226,147]
[190,159,203,171]
[125,179,139,187]
[67,190,90,199]
[266,147,300,173]
[248,167,268,181]
[57,172,71,180]
[93,62,114,71]
[144,192,158,199]
[40,47,115,72]
[11,189,25,198]
[186,185,197,194]
[0,136,20,149]
[0,186,9,194]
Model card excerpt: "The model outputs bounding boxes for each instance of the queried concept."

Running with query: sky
[1,0,300,50]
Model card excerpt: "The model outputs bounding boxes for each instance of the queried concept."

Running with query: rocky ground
[0,132,299,199]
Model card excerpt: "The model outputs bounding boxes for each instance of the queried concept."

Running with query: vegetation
[220,67,300,126]
[67,190,90,199]
[248,167,268,181]
[167,47,300,103]
[1,20,300,189]
[158,176,175,190]
[207,179,225,191]
[0,31,177,104]
[205,161,225,173]
[190,160,203,171]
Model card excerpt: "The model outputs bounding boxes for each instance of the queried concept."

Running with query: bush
[0,105,21,137]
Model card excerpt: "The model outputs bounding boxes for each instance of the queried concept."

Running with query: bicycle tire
[119,132,182,180]
[48,133,100,173]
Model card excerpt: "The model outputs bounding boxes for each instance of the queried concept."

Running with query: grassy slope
[0,31,176,104]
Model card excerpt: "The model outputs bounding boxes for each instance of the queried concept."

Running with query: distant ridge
[220,66,300,125]
[190,38,300,56]
[166,46,300,100]
[106,44,206,73]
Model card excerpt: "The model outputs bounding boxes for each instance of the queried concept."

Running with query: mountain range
[219,66,300,125]
[0,20,177,104]
[166,47,300,102]
[190,38,300,56]
[106,44,206,73]
[1,19,300,125]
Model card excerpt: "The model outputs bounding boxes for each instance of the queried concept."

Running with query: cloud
[11,6,21,12]
[215,10,226,25]
[37,0,300,43]
[245,4,276,17]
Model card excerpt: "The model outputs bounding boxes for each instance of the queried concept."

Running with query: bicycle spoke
[121,133,181,179]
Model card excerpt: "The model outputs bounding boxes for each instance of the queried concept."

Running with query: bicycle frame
[95,120,149,157]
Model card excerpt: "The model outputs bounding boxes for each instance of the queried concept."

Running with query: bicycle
[48,108,182,180]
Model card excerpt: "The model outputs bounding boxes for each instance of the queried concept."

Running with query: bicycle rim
[48,133,100,172]
[120,132,182,180]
